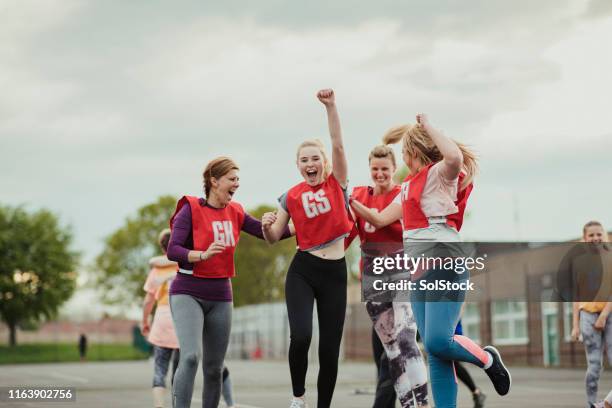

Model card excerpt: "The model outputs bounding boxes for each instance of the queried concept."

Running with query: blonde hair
[203,156,239,197]
[368,145,396,168]
[382,124,477,190]
[583,220,609,242]
[296,139,332,179]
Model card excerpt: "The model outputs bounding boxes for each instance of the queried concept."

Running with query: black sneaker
[473,391,486,408]
[483,346,511,396]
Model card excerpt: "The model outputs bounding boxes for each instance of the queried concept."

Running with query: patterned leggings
[580,310,612,407]
[366,301,428,408]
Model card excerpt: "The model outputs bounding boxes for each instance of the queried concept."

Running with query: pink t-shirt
[394,161,459,218]
[143,256,179,349]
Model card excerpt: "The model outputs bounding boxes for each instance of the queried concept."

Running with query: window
[491,300,528,345]
[563,302,574,342]
[462,302,481,344]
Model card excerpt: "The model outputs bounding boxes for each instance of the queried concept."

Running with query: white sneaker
[289,397,308,408]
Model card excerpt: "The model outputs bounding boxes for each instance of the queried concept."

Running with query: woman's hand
[141,321,150,337]
[261,211,278,230]
[317,88,336,107]
[570,326,581,342]
[201,242,226,261]
[594,314,608,331]
[416,113,431,130]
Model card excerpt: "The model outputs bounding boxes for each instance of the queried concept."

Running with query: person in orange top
[142,229,180,408]
[571,221,612,408]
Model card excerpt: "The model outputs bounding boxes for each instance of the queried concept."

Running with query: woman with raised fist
[262,89,352,408]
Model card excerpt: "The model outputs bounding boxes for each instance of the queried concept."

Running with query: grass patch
[0,343,149,365]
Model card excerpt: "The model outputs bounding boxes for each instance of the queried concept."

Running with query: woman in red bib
[350,114,511,408]
[167,156,290,408]
[350,145,429,408]
[263,89,352,408]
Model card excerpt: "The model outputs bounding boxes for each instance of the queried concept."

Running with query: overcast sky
[2,0,612,269]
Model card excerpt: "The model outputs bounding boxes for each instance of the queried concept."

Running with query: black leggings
[372,327,396,408]
[455,362,477,393]
[285,251,347,408]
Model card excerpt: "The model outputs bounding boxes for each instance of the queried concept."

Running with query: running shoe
[289,397,308,408]
[473,391,486,408]
[483,346,511,396]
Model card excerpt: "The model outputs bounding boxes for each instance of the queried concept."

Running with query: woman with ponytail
[262,89,352,408]
[350,114,511,408]
[349,145,429,408]
[167,156,291,408]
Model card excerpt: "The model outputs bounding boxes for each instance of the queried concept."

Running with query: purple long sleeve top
[168,198,291,301]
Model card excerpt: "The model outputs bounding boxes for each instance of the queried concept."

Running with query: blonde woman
[350,114,510,408]
[263,89,353,408]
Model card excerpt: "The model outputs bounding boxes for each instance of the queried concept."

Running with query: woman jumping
[350,114,511,408]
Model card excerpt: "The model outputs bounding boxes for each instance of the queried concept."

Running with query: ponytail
[382,124,478,190]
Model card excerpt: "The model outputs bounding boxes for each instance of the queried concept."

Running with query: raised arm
[417,113,462,181]
[317,89,347,188]
[262,206,291,244]
[350,199,402,230]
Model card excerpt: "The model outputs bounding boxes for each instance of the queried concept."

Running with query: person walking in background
[78,333,87,362]
[571,221,612,408]
[141,229,180,408]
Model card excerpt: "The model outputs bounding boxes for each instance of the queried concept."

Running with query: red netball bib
[285,174,353,250]
[170,196,245,278]
[400,164,473,232]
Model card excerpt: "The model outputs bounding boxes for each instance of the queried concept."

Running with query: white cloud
[1,1,611,268]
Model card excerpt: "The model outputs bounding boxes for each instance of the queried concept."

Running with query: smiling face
[369,157,395,190]
[297,145,326,186]
[584,224,605,243]
[210,169,240,206]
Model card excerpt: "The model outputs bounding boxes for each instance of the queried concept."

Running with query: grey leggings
[580,310,612,406]
[170,294,232,408]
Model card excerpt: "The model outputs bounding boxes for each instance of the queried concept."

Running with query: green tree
[0,205,78,346]
[394,165,409,184]
[94,195,177,307]
[233,205,297,307]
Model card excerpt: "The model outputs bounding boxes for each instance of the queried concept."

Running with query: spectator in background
[571,221,612,408]
[78,333,87,361]
[142,229,180,408]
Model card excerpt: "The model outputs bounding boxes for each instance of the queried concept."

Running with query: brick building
[344,235,611,368]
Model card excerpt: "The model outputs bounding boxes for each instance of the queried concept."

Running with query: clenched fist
[317,89,335,107]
